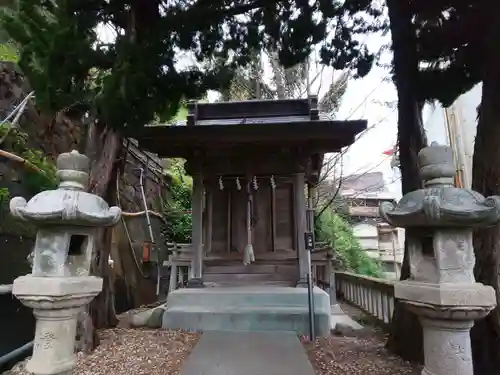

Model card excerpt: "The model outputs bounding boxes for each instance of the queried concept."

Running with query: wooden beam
[187,172,204,287]
[270,184,276,252]
[204,187,213,254]
[293,171,308,286]
[134,120,367,156]
[227,188,232,253]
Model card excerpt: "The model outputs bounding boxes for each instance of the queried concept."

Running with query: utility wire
[338,153,393,186]
[345,76,388,120]
[330,106,397,167]
[346,176,402,200]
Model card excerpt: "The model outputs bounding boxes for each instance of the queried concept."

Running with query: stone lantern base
[395,281,496,375]
[394,280,496,307]
[13,275,103,375]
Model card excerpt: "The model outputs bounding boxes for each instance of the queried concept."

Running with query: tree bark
[385,0,427,363]
[470,20,500,374]
[85,121,123,348]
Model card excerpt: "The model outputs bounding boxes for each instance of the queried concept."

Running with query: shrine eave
[131,119,367,158]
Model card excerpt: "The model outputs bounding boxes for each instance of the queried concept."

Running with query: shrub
[316,208,383,278]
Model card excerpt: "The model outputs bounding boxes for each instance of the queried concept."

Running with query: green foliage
[0,42,17,62]
[0,187,9,203]
[0,123,57,195]
[316,208,383,278]
[165,158,193,187]
[412,1,493,106]
[162,159,192,243]
[173,105,188,122]
[163,178,192,244]
[0,186,36,236]
[0,0,384,132]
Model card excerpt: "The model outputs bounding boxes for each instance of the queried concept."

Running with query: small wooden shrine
[134,97,366,288]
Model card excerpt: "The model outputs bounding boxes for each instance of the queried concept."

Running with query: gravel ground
[4,329,199,375]
[301,334,421,375]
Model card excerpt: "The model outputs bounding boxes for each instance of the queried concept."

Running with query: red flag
[383,148,393,156]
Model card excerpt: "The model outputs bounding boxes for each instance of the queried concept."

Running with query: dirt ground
[5,302,421,375]
[5,329,200,375]
[301,333,421,375]
[301,303,422,375]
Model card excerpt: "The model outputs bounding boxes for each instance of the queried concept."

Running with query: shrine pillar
[188,172,205,288]
[294,171,308,286]
[204,187,213,254]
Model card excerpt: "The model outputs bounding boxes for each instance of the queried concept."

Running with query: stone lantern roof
[379,142,500,228]
[9,150,121,227]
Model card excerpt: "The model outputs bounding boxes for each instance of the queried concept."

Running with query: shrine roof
[129,97,367,158]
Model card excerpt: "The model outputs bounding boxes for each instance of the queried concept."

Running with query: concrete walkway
[179,331,316,375]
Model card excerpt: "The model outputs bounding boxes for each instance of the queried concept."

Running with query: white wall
[422,102,450,146]
[422,84,482,188]
[353,223,378,250]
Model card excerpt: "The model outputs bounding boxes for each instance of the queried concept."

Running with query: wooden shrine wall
[208,178,295,255]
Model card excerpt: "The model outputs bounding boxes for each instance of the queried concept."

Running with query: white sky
[96,21,402,199]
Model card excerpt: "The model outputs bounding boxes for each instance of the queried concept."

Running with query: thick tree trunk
[470,23,500,374]
[385,0,427,363]
[85,121,123,349]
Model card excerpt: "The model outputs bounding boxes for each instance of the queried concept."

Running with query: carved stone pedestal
[420,317,474,375]
[396,283,495,375]
[13,276,102,375]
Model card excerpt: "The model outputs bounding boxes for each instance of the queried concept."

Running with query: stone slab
[165,286,331,308]
[330,304,362,330]
[394,281,496,307]
[162,286,331,336]
[13,275,102,297]
[179,331,315,375]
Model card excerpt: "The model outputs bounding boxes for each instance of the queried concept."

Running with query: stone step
[203,272,293,283]
[162,306,330,336]
[162,287,331,336]
[204,264,297,275]
[165,286,330,309]
[205,280,293,288]
[203,257,297,266]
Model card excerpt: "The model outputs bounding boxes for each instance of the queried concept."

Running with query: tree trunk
[470,21,500,374]
[85,121,123,349]
[385,0,427,363]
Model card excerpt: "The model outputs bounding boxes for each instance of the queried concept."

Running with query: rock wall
[0,63,170,324]
[0,62,168,212]
[0,62,81,157]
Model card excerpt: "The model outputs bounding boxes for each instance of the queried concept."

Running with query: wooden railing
[165,243,192,293]
[335,271,395,327]
[164,242,336,295]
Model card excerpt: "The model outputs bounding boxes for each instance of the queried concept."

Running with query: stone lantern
[379,142,498,375]
[10,150,121,375]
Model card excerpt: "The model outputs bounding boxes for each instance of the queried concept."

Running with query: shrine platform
[161,286,332,336]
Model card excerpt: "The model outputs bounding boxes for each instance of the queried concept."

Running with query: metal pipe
[0,91,35,126]
[0,284,13,295]
[0,341,33,369]
[307,248,316,342]
[135,167,161,296]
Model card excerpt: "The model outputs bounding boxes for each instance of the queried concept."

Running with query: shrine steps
[204,280,293,287]
[202,263,298,285]
[161,286,331,336]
